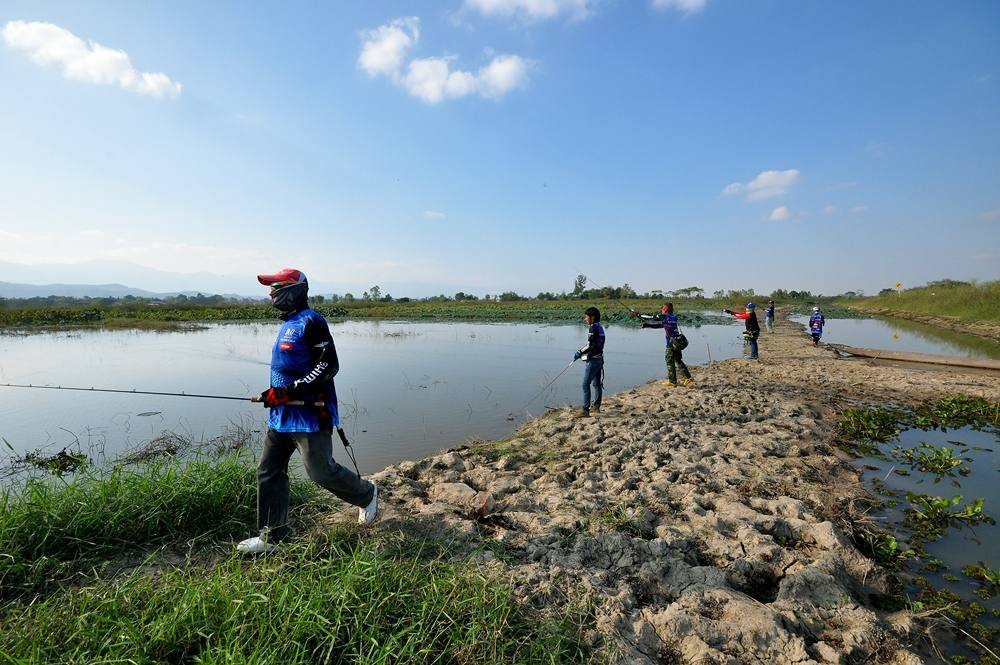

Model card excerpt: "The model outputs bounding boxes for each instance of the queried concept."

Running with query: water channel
[0,319,750,472]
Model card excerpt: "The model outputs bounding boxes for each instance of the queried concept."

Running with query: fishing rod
[2,382,362,474]
[0,383,323,407]
[577,272,643,319]
[520,359,577,411]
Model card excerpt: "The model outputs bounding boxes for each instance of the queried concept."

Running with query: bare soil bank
[328,316,999,664]
[851,306,1000,343]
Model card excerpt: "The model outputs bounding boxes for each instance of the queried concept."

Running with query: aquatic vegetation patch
[962,563,1000,600]
[903,494,993,542]
[851,528,913,570]
[892,441,970,477]
[837,406,903,444]
[20,448,89,475]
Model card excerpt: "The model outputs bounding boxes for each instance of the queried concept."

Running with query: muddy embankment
[849,307,1000,344]
[328,315,999,664]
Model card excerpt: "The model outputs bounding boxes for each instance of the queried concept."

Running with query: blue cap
[746,302,756,309]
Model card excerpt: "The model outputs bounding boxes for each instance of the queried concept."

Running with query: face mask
[270,282,308,312]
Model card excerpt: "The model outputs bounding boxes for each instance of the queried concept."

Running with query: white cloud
[359,18,529,104]
[463,0,593,21]
[722,169,801,201]
[850,206,867,213]
[2,20,181,98]
[823,205,837,215]
[769,206,790,221]
[651,0,708,14]
[357,17,420,78]
[982,209,1000,221]
[422,210,446,220]
[973,251,995,261]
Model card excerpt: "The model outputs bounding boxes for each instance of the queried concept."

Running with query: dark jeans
[665,342,691,383]
[582,357,603,412]
[257,428,374,542]
[745,332,759,359]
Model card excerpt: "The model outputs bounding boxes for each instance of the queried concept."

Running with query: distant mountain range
[0,260,470,299]
[0,281,251,299]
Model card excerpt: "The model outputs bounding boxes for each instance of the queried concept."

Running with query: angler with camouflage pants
[632,302,693,387]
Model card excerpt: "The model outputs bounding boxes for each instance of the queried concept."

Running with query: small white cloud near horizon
[422,210,447,220]
[651,0,708,14]
[769,206,791,222]
[823,205,837,215]
[463,0,593,21]
[722,169,801,202]
[2,20,181,98]
[973,251,995,262]
[982,208,1000,221]
[850,206,868,213]
[359,17,529,103]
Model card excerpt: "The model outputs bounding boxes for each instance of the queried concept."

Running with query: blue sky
[1,0,998,297]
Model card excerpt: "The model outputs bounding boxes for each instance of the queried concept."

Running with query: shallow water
[0,319,747,472]
[857,425,999,627]
[790,315,1000,360]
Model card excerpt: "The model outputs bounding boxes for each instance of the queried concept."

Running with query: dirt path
[343,316,1000,664]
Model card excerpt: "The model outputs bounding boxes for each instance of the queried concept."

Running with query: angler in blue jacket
[238,268,378,554]
[809,306,825,346]
[631,302,693,387]
[573,306,605,417]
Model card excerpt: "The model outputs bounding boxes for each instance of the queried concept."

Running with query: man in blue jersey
[764,300,775,333]
[631,302,693,387]
[573,306,605,417]
[809,306,825,346]
[238,268,377,554]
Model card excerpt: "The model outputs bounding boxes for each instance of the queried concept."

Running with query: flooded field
[0,319,746,472]
[791,315,1000,360]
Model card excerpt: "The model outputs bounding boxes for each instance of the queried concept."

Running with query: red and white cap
[256,268,307,287]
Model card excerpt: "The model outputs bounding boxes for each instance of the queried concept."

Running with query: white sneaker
[236,536,279,555]
[358,483,379,526]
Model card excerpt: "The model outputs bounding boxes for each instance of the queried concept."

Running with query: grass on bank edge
[0,450,319,597]
[0,453,604,664]
[838,280,1000,323]
[0,528,600,665]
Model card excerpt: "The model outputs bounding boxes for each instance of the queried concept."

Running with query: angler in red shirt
[723,302,760,360]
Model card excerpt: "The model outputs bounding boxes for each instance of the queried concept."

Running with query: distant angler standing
[238,268,378,554]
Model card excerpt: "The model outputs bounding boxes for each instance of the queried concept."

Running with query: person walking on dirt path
[764,300,775,333]
[574,306,605,417]
[809,306,825,346]
[238,268,378,555]
[724,303,761,360]
[630,302,693,387]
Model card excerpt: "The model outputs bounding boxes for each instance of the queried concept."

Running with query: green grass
[840,280,1000,323]
[0,452,318,597]
[0,528,600,665]
[0,298,740,328]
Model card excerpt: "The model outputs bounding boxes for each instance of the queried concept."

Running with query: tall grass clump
[0,531,598,664]
[0,452,318,596]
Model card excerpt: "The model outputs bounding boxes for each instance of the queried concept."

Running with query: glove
[258,387,291,407]
[723,309,732,315]
[573,351,582,361]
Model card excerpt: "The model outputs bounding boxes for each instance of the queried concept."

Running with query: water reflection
[790,316,1000,359]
